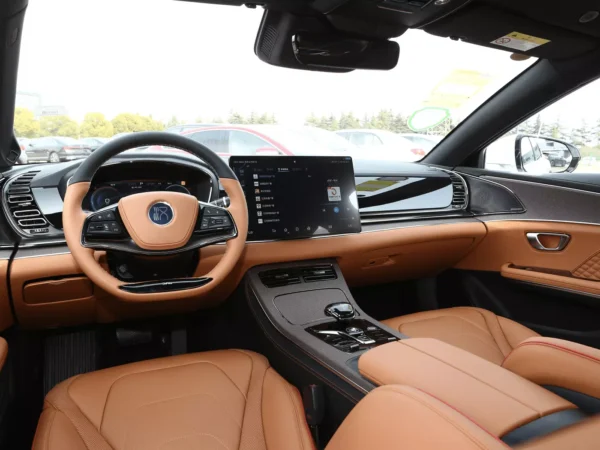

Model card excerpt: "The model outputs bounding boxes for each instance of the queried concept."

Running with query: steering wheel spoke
[82,204,131,250]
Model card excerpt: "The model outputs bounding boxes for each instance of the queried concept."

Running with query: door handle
[526,232,570,251]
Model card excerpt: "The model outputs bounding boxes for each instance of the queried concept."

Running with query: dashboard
[0,151,531,329]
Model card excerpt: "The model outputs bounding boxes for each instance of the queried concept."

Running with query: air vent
[301,265,337,283]
[3,170,49,235]
[259,264,337,287]
[259,268,301,288]
[448,172,468,209]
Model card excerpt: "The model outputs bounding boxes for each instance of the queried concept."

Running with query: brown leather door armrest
[0,337,7,372]
[501,263,600,297]
[503,337,600,400]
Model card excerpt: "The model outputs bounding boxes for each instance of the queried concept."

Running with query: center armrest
[358,338,575,437]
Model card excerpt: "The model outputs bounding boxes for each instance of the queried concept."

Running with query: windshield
[14,0,536,166]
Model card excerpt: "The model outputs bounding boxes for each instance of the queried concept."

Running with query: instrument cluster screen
[229,156,361,241]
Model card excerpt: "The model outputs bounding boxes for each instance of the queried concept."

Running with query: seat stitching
[397,342,545,415]
[492,314,513,357]
[382,388,509,449]
[158,432,230,450]
[43,400,95,450]
[282,378,307,450]
[99,359,249,431]
[259,368,268,450]
[237,349,257,450]
[44,408,57,450]
[407,387,509,447]
[132,392,243,428]
[504,341,600,367]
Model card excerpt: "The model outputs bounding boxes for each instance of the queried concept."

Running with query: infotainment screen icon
[229,156,361,241]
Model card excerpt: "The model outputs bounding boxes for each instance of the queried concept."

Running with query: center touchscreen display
[229,156,361,241]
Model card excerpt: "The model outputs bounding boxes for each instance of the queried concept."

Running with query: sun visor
[424,5,599,59]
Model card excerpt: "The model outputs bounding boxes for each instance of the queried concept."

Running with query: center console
[245,259,407,395]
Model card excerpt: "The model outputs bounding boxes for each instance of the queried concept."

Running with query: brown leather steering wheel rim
[63,135,248,302]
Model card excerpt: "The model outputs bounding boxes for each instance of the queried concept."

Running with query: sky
[16,0,596,130]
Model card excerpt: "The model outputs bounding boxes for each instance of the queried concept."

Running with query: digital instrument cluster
[87,181,191,211]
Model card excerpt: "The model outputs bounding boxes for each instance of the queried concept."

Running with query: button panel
[307,319,398,353]
[86,221,123,236]
[84,206,125,239]
[196,205,234,233]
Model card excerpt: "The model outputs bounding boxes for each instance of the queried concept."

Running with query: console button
[204,207,227,216]
[345,327,362,335]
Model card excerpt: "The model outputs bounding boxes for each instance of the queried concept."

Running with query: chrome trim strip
[481,218,600,227]
[14,251,71,260]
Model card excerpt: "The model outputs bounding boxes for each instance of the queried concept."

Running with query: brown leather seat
[382,307,539,365]
[32,349,315,450]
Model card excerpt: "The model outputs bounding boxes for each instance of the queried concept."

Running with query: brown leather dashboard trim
[0,260,12,332]
[12,221,485,328]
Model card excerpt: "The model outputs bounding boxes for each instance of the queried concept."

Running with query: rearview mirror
[516,135,581,174]
[255,10,399,73]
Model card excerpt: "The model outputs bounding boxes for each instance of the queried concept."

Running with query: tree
[228,111,246,124]
[258,113,276,124]
[166,115,182,128]
[212,117,224,123]
[247,112,259,124]
[305,113,320,127]
[572,120,592,146]
[80,112,113,138]
[14,107,40,138]
[195,116,204,123]
[339,112,360,130]
[370,109,394,131]
[112,113,163,134]
[361,113,372,129]
[391,114,410,134]
[39,115,79,137]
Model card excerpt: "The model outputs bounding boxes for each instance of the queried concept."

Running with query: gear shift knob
[325,303,355,321]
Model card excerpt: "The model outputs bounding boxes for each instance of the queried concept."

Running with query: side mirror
[515,134,581,174]
[255,147,281,156]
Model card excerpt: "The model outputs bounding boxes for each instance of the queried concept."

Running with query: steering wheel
[63,132,248,302]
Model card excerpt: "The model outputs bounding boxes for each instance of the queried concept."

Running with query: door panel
[454,170,600,347]
[457,221,600,277]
